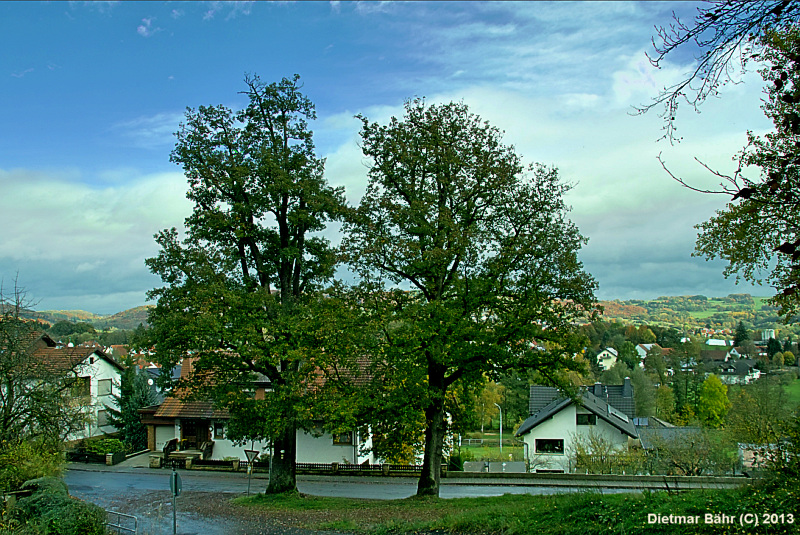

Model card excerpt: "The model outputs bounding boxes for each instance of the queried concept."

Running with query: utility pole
[494,403,503,454]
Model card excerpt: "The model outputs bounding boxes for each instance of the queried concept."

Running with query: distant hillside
[35,309,104,324]
[27,306,151,331]
[94,306,152,330]
[596,293,800,339]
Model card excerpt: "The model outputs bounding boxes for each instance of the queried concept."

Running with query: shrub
[80,437,127,455]
[10,477,106,535]
[0,441,65,492]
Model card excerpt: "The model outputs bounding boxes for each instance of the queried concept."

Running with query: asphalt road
[65,465,630,534]
[66,465,631,500]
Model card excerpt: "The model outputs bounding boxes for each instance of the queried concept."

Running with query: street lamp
[494,402,503,453]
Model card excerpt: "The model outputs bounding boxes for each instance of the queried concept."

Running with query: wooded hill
[599,294,800,340]
[24,306,152,331]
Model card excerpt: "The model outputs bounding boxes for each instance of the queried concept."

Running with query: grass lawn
[233,478,800,534]
[785,378,800,407]
[687,310,719,320]
[458,431,525,462]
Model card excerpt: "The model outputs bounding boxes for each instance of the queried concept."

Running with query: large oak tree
[145,74,345,493]
[343,99,598,496]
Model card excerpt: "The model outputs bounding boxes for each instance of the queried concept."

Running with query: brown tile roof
[152,357,229,420]
[154,397,229,419]
[311,356,373,389]
[31,344,123,374]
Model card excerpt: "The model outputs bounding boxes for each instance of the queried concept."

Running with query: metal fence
[106,510,137,534]
[295,462,423,473]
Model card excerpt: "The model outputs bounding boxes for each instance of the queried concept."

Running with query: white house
[515,380,638,472]
[706,359,761,385]
[29,334,124,441]
[596,348,618,371]
[140,358,376,463]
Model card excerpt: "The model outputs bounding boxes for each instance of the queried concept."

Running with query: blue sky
[1,1,774,314]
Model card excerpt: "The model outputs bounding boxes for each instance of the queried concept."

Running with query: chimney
[593,382,605,399]
[623,377,633,398]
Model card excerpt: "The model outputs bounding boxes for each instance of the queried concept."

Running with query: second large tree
[343,99,598,496]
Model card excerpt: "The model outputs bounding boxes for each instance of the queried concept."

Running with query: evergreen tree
[733,321,750,347]
[768,337,783,358]
[107,359,157,451]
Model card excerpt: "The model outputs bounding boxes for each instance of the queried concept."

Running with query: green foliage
[496,371,531,426]
[236,481,800,534]
[46,320,96,337]
[616,340,640,369]
[107,359,156,451]
[343,98,598,495]
[0,441,64,492]
[77,437,127,455]
[694,28,800,320]
[697,374,730,428]
[9,477,106,535]
[767,409,800,482]
[734,321,750,347]
[728,376,793,444]
[145,73,346,493]
[655,384,676,422]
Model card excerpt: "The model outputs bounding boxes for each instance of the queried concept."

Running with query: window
[535,438,564,454]
[333,432,353,445]
[214,422,225,439]
[97,379,112,397]
[576,414,596,426]
[70,376,90,399]
[97,410,109,427]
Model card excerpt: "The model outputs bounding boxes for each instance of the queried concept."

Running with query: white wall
[522,404,631,472]
[153,422,374,462]
[65,353,121,442]
[296,429,376,464]
[155,425,174,451]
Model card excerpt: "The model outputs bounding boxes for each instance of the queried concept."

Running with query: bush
[0,441,65,492]
[9,477,106,535]
[79,437,127,455]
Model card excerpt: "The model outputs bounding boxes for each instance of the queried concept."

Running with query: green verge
[785,379,800,406]
[233,479,800,535]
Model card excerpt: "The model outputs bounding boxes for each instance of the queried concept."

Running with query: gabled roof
[707,358,757,376]
[516,383,637,439]
[14,331,123,374]
[701,349,729,361]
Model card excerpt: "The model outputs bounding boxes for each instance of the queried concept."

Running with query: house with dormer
[515,379,638,472]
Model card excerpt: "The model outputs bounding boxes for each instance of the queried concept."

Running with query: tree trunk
[416,401,446,497]
[266,423,297,494]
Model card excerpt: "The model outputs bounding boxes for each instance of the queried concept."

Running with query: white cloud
[0,167,191,312]
[112,111,183,149]
[136,17,161,37]
[11,68,34,78]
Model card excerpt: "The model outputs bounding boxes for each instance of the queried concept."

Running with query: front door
[181,420,210,449]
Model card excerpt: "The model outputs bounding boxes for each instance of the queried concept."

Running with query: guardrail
[106,510,137,534]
